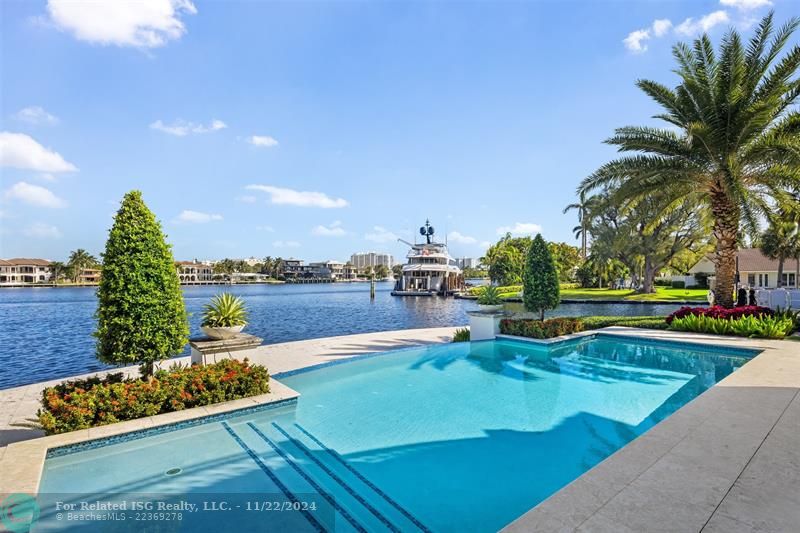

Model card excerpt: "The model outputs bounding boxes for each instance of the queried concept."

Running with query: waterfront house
[281,259,356,281]
[176,261,214,283]
[0,258,53,284]
[76,267,101,284]
[679,248,799,288]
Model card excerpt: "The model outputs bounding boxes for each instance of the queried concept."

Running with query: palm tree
[67,249,98,282]
[563,191,593,258]
[49,261,66,284]
[761,218,800,287]
[579,13,800,307]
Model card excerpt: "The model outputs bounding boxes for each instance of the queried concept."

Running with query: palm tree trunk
[777,257,785,287]
[710,188,739,308]
[581,225,587,259]
[642,256,656,294]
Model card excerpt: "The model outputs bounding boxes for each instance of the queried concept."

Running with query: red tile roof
[3,258,52,266]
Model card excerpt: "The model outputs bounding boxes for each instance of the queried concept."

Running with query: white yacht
[391,220,464,296]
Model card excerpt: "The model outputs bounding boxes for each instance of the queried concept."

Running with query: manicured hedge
[499,317,584,339]
[580,316,669,330]
[665,305,773,324]
[38,359,270,435]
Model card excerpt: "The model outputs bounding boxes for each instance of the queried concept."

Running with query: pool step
[220,421,331,532]
[244,421,430,533]
[280,422,430,533]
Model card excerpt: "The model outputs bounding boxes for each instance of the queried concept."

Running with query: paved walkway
[0,326,456,448]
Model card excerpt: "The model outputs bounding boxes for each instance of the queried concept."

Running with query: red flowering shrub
[665,305,773,325]
[38,359,269,434]
[500,317,584,339]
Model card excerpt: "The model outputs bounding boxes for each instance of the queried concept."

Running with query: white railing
[754,288,800,309]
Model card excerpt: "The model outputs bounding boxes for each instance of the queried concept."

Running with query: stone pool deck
[504,327,800,533]
[0,326,456,449]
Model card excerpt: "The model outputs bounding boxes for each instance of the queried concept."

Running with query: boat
[391,220,465,296]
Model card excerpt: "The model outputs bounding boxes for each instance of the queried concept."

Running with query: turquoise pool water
[38,335,756,532]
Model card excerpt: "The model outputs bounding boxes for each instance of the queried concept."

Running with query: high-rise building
[457,257,481,269]
[350,252,394,270]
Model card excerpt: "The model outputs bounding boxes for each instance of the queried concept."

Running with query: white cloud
[624,19,673,53]
[312,221,346,237]
[364,226,398,243]
[38,173,57,182]
[720,0,771,10]
[4,181,67,208]
[675,11,730,36]
[236,195,257,204]
[150,119,226,136]
[45,0,197,48]
[175,210,223,223]
[24,222,62,239]
[448,231,477,244]
[0,132,78,173]
[652,19,673,37]
[256,225,275,232]
[13,106,59,125]
[273,240,300,248]
[496,222,542,236]
[248,135,279,148]
[624,29,651,53]
[245,185,349,208]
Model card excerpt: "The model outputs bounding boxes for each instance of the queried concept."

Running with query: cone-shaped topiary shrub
[94,191,189,377]
[523,234,560,320]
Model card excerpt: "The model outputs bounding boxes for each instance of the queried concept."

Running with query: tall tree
[563,191,594,258]
[760,218,800,287]
[579,13,800,307]
[482,233,531,285]
[374,264,390,280]
[547,242,583,282]
[67,248,98,282]
[523,234,560,320]
[94,191,188,378]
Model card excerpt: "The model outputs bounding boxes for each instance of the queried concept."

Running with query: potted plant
[476,285,504,312]
[201,293,248,339]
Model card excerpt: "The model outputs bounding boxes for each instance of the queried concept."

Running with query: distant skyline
[1,0,795,262]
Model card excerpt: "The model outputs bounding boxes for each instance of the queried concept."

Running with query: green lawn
[469,284,708,302]
[559,286,707,302]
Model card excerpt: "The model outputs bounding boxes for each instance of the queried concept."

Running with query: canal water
[0,283,688,389]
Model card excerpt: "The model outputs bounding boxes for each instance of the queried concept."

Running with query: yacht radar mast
[419,219,435,244]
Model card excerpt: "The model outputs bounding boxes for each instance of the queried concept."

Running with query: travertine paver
[503,327,800,533]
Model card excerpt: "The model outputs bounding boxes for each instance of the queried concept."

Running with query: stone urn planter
[477,304,504,312]
[201,293,248,340]
[201,325,245,340]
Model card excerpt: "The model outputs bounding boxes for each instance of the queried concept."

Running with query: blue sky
[0,0,794,263]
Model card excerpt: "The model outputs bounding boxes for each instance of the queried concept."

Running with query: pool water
[38,336,755,532]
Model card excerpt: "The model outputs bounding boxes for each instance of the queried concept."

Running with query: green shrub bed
[468,284,522,297]
[579,316,669,330]
[38,359,270,435]
[669,314,795,339]
[499,317,584,339]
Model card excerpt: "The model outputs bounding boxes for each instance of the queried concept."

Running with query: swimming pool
[37,335,757,532]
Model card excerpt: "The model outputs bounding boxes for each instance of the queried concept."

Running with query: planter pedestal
[189,333,263,366]
[467,310,508,341]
